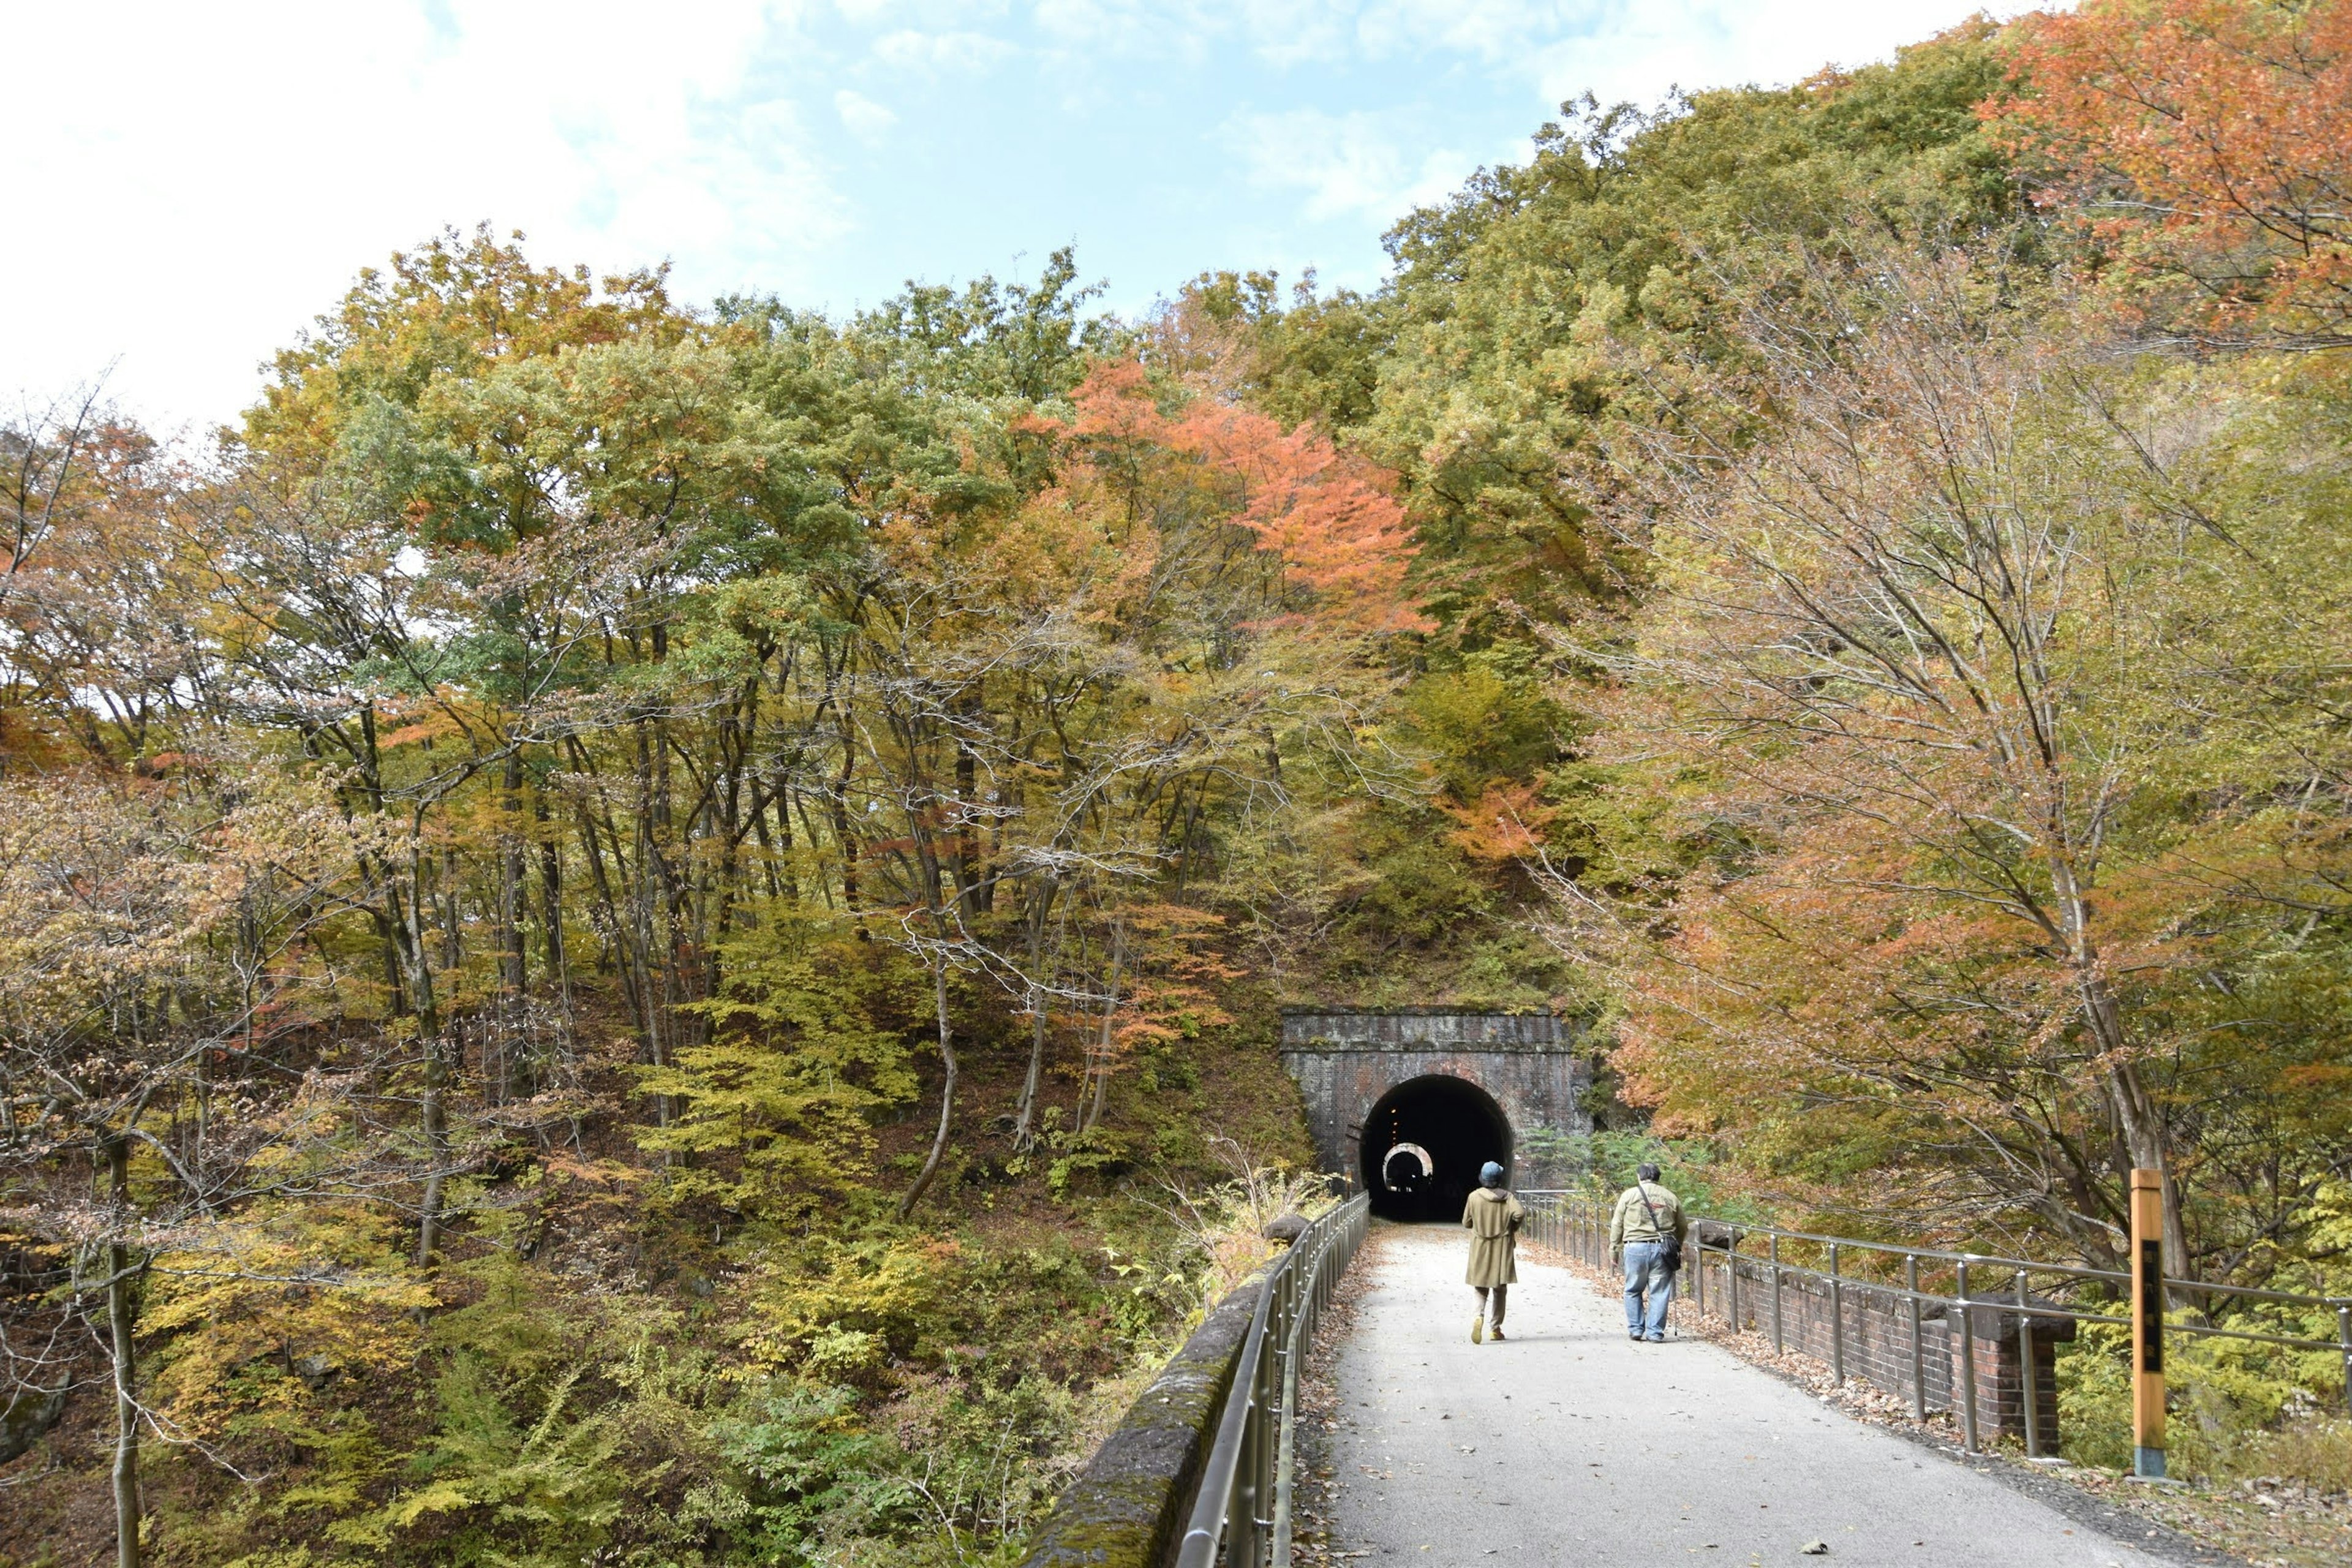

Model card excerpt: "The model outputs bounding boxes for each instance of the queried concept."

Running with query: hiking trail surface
[1314,1223,2208,1567]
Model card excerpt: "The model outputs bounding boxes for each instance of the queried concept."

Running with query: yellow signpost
[2130,1168,2166,1480]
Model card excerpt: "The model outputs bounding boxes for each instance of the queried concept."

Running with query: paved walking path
[1318,1224,2183,1567]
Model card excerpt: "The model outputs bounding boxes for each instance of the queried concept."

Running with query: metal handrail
[1523,1189,2352,1449]
[1542,1192,2352,1330]
[1175,1191,1371,1568]
[1518,1189,2351,1303]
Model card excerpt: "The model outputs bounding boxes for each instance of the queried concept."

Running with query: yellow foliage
[143,1202,434,1442]
[738,1235,968,1372]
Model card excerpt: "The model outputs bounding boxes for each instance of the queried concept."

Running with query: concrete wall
[1019,1273,1263,1568]
[1277,1008,1592,1179]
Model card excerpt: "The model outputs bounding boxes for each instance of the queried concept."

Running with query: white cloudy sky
[6,0,2008,432]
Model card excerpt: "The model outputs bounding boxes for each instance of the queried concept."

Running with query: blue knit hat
[1479,1161,1504,1187]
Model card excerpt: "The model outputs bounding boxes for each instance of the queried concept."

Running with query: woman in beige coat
[1463,1161,1525,1343]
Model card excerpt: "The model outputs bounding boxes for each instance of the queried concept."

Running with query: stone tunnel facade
[1278,1008,1593,1189]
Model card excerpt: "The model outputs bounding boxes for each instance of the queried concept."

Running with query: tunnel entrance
[1360,1074,1512,1222]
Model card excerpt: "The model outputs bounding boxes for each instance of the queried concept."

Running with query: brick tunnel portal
[1280,1008,1592,1221]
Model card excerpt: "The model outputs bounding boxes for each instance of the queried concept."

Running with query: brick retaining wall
[1691,1248,2070,1444]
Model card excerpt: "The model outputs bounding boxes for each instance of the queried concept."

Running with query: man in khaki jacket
[1608,1163,1687,1343]
[1463,1161,1524,1343]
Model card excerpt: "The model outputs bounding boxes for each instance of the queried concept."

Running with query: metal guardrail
[1520,1189,2352,1455]
[1175,1190,1371,1568]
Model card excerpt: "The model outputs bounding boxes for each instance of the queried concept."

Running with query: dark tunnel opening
[1360,1074,1513,1222]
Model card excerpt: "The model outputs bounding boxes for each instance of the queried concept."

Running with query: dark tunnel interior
[1360,1074,1513,1221]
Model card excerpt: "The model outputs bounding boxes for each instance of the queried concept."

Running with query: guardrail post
[2130,1169,2166,1480]
[1828,1242,1845,1384]
[1770,1232,1784,1353]
[1905,1253,1924,1422]
[2339,1305,2351,1419]
[1693,1226,1706,1316]
[1231,1382,1251,1566]
[2016,1269,2041,1460]
[1245,1302,1271,1563]
[1262,1289,1278,1537]
[1958,1257,1980,1453]
[1724,1229,1738,1331]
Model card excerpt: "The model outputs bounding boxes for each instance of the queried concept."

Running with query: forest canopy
[6,2,2352,1562]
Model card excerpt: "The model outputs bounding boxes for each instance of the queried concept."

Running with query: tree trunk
[415,1033,450,1268]
[2073,941,2194,1287]
[499,748,527,1006]
[1082,930,1124,1134]
[2105,1057,2195,1298]
[435,848,462,973]
[1012,882,1057,1150]
[898,960,958,1216]
[398,831,452,1268]
[104,1139,142,1568]
[500,752,529,1109]
[537,790,571,1022]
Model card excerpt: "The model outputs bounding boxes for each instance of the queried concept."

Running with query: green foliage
[1399,654,1562,801]
[2057,1322,2138,1474]
[1003,1115,1137,1205]
[2061,1308,2352,1484]
[363,1357,626,1562]
[1531,1129,1758,1221]
[1249,23,2022,644]
[641,908,922,1220]
[843,244,1125,404]
[703,1382,912,1559]
[31,10,2352,1559]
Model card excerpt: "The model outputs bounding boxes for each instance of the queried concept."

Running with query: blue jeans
[1623,1242,1675,1338]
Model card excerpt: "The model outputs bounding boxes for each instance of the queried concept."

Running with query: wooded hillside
[7,2,2352,1561]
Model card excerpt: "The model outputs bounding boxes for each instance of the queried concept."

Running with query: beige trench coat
[1461,1187,1525,1287]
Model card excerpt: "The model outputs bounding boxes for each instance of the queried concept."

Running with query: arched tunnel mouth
[1361,1074,1513,1222]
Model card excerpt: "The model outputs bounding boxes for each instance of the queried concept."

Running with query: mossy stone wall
[1019,1272,1264,1567]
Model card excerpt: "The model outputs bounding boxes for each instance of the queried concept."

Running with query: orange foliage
[1439,780,1557,864]
[1065,361,1427,635]
[1110,901,1242,1051]
[1991,0,2352,344]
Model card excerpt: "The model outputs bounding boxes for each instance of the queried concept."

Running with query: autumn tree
[0,766,387,1568]
[1550,252,2352,1274]
[1993,0,2352,349]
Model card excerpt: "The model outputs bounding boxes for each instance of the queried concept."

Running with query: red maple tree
[1990,0,2352,347]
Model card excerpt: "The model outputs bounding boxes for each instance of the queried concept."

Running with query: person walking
[1609,1162,1687,1343]
[1463,1160,1523,1343]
